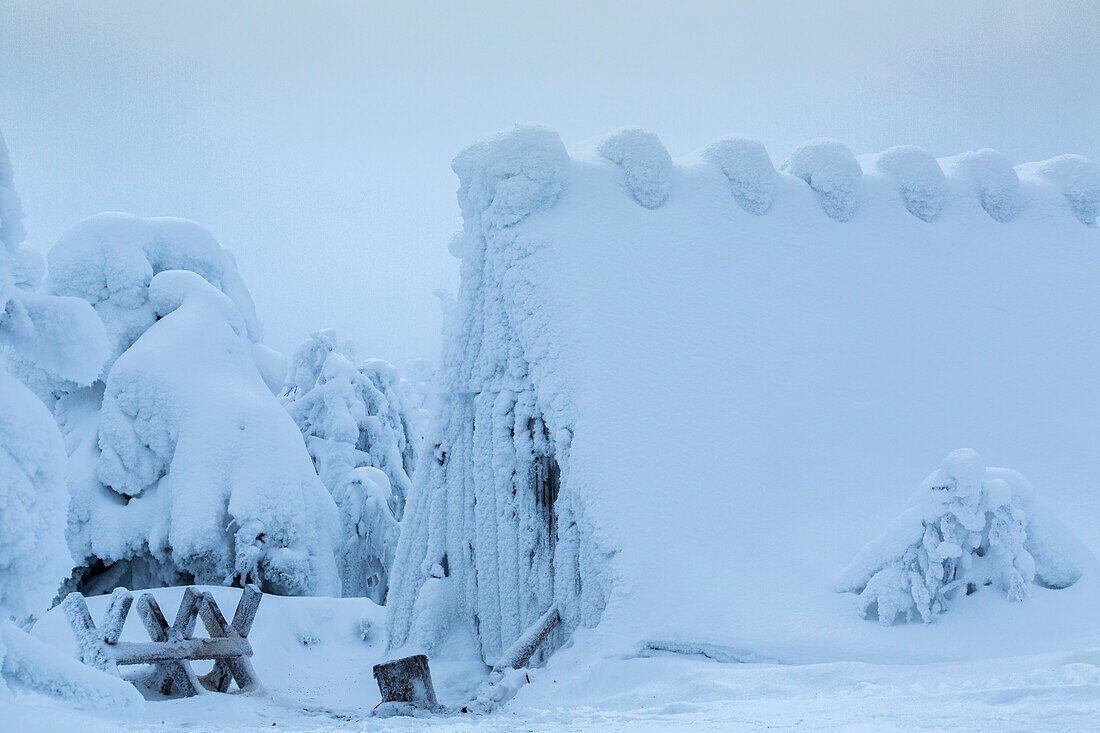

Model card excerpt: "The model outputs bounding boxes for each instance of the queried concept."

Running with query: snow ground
[7,647,1100,731]
[4,587,1099,731]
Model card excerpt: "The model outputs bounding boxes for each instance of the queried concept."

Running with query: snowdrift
[390,126,1100,667]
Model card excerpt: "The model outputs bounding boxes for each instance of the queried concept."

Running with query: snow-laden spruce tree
[0,131,108,621]
[0,130,139,709]
[37,212,337,597]
[837,449,1084,625]
[281,330,420,602]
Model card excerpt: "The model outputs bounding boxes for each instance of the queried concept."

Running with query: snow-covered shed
[388,127,1100,667]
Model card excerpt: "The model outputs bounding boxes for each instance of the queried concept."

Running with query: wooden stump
[373,654,437,709]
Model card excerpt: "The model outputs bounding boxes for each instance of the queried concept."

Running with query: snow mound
[836,449,1084,625]
[0,370,73,620]
[0,620,142,712]
[942,149,1021,222]
[1017,154,1100,226]
[703,137,778,215]
[597,129,674,209]
[2,288,110,387]
[450,125,569,235]
[874,145,947,222]
[782,138,862,221]
[79,270,340,596]
[47,213,262,367]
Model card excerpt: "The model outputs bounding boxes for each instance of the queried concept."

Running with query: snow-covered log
[491,604,560,675]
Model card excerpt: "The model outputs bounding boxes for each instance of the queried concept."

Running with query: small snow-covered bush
[837,449,1083,625]
[281,330,418,602]
[598,128,673,209]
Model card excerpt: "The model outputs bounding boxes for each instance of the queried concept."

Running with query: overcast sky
[2,1,1097,364]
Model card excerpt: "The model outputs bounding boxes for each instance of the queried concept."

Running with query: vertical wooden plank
[171,587,203,639]
[101,587,133,645]
[196,590,261,693]
[231,585,262,637]
[135,593,200,697]
[61,593,115,674]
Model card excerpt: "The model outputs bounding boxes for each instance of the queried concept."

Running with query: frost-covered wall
[390,125,1100,667]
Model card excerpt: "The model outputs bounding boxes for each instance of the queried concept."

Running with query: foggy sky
[2,1,1097,365]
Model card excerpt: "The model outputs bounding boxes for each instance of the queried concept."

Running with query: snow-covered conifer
[38,214,333,597]
[68,271,342,596]
[281,330,419,601]
[0,131,138,709]
[837,449,1084,625]
[0,131,106,621]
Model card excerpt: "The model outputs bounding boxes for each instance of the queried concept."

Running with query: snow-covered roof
[392,126,1100,666]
